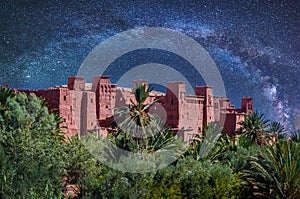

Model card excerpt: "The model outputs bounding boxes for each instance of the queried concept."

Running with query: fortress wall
[213,96,221,122]
[218,97,231,110]
[164,82,186,128]
[84,91,98,134]
[223,113,246,135]
[71,90,84,135]
[21,87,78,136]
[241,97,254,113]
[223,113,237,134]
[194,86,214,125]
[74,90,99,136]
[180,96,204,141]
[12,76,254,140]
[27,88,61,113]
[57,87,77,136]
[235,113,245,130]
[213,97,227,129]
[115,88,133,108]
[71,89,98,136]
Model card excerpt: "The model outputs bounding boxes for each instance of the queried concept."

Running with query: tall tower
[68,76,85,91]
[67,76,87,136]
[92,76,113,121]
[165,82,185,128]
[241,97,253,114]
[194,86,214,125]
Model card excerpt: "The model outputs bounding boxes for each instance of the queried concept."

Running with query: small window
[171,99,174,105]
[91,99,93,103]
[214,103,218,108]
[64,96,66,101]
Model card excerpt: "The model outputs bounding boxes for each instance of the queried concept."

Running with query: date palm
[242,140,300,198]
[109,84,185,172]
[268,121,285,134]
[266,121,285,143]
[129,83,158,128]
[289,131,300,143]
[238,111,270,145]
[114,84,159,136]
[186,123,223,161]
[112,83,170,151]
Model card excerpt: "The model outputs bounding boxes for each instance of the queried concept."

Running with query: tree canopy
[0,85,299,198]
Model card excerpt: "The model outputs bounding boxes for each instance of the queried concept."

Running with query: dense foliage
[0,86,299,198]
[0,87,65,198]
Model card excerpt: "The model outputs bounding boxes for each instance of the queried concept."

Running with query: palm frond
[238,111,271,145]
[241,141,300,198]
[199,123,222,160]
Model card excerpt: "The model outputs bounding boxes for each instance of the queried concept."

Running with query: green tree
[186,123,223,161]
[64,134,104,198]
[0,89,63,139]
[0,88,65,198]
[238,112,270,145]
[289,131,300,143]
[268,121,285,135]
[267,121,285,142]
[111,83,178,153]
[242,141,300,198]
[0,86,15,113]
[113,84,159,138]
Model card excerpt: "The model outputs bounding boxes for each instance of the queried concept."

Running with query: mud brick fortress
[18,76,253,141]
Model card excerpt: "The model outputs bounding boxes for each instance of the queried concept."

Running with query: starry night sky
[0,0,299,131]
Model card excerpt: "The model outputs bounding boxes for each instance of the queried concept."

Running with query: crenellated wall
[14,76,253,142]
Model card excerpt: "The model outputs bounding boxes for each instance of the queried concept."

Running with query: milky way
[0,0,299,131]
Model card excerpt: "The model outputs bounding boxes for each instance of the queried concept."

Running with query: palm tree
[238,111,270,145]
[199,123,223,160]
[277,130,300,143]
[108,84,186,172]
[289,131,300,143]
[112,83,172,151]
[113,83,160,138]
[129,83,157,127]
[147,127,174,152]
[267,121,285,143]
[269,121,285,134]
[186,123,223,161]
[242,140,300,198]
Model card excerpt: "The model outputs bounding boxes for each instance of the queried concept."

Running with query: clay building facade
[17,76,253,141]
